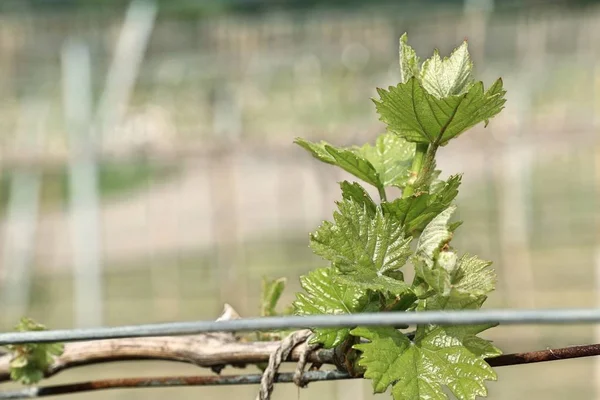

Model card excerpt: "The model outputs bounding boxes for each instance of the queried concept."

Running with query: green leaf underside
[416,262,495,311]
[413,205,496,299]
[294,138,380,188]
[293,268,370,348]
[415,260,452,296]
[294,138,337,164]
[295,134,415,190]
[353,133,415,187]
[399,32,473,99]
[325,145,381,188]
[420,42,473,98]
[452,254,496,296]
[374,77,506,146]
[416,206,456,263]
[399,33,420,84]
[310,199,412,294]
[352,326,498,400]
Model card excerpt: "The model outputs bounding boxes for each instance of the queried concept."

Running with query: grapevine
[292,33,506,400]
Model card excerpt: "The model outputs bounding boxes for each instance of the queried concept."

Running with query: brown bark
[2,334,600,384]
[0,334,335,383]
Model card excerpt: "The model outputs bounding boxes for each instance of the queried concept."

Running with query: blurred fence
[1,1,600,399]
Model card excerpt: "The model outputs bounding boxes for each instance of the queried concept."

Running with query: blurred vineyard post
[62,38,103,329]
[0,102,48,326]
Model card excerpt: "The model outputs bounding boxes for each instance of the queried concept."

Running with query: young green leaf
[420,42,474,98]
[324,145,381,188]
[293,138,337,164]
[430,174,461,203]
[257,278,295,342]
[340,181,377,217]
[382,291,419,312]
[10,365,44,386]
[383,175,461,237]
[9,355,28,369]
[399,33,420,84]
[375,35,505,146]
[451,254,496,297]
[413,205,496,301]
[352,325,497,400]
[294,32,506,400]
[417,293,502,364]
[416,205,456,264]
[415,214,493,294]
[353,133,414,187]
[6,318,64,385]
[310,199,412,294]
[261,277,286,317]
[398,32,474,98]
[294,138,381,188]
[420,290,487,312]
[416,254,496,312]
[295,135,415,190]
[374,77,506,146]
[293,268,371,348]
[414,260,453,296]
[334,270,411,295]
[443,323,502,359]
[12,318,47,333]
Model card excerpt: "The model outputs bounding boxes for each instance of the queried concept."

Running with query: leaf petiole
[413,142,439,188]
[402,143,428,198]
[377,185,388,202]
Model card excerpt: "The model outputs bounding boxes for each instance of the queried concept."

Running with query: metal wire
[3,308,600,345]
[0,371,352,399]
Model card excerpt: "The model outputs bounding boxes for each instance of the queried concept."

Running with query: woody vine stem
[1,323,600,398]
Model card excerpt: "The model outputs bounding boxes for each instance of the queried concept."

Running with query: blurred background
[1,0,600,398]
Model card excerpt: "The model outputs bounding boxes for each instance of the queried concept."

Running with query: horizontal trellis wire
[3,308,600,345]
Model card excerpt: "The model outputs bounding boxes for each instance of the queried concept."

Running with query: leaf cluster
[4,318,64,385]
[289,33,507,400]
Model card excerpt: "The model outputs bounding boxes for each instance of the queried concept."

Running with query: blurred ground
[1,0,600,399]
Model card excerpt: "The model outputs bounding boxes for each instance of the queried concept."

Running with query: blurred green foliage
[5,318,64,385]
